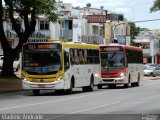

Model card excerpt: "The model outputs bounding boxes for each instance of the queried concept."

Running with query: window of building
[40,21,49,30]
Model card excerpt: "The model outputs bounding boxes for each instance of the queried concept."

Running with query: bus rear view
[98,44,143,89]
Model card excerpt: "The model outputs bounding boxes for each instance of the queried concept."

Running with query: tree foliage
[129,22,141,40]
[0,0,58,76]
[129,22,141,45]
[150,0,160,12]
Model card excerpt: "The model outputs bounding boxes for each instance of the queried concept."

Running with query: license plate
[38,84,45,88]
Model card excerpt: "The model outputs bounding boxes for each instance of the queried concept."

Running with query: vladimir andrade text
[1,114,43,120]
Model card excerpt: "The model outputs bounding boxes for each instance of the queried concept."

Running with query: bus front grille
[102,79,114,82]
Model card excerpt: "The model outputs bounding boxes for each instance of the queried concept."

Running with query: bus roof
[24,41,100,49]
[100,43,142,51]
[63,42,99,49]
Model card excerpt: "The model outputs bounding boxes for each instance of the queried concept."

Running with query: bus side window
[70,48,74,65]
[64,51,70,70]
[74,49,79,65]
[87,49,93,64]
[79,49,85,64]
[126,50,129,67]
[84,49,87,64]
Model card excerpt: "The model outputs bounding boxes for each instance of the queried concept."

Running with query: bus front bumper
[22,79,65,90]
[99,77,126,85]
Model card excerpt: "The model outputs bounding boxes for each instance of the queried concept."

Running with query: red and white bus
[98,44,143,88]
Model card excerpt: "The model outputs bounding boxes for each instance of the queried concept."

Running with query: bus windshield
[101,52,125,71]
[22,50,62,75]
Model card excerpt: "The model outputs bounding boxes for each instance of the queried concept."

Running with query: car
[0,56,20,72]
[143,63,158,69]
[143,66,156,76]
[152,66,160,77]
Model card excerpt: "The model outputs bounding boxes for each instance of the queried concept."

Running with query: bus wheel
[136,81,140,86]
[88,76,94,91]
[82,77,94,92]
[97,84,102,89]
[135,75,140,86]
[124,83,129,88]
[32,90,40,96]
[131,83,136,87]
[82,86,88,92]
[66,80,74,94]
[124,75,130,88]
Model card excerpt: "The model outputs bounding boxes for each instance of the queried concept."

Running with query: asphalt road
[0,79,160,120]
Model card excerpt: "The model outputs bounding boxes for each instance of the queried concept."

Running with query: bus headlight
[94,73,100,77]
[22,74,28,80]
[24,78,27,81]
[118,72,125,78]
[57,75,63,81]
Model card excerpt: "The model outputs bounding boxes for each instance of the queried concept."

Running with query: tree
[129,22,141,45]
[0,0,58,76]
[150,0,160,12]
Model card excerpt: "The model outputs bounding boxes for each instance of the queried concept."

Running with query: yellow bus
[22,40,101,95]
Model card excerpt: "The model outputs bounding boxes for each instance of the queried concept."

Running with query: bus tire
[136,81,140,86]
[82,76,94,92]
[124,83,129,88]
[136,74,140,86]
[88,76,94,91]
[124,75,130,88]
[32,90,40,96]
[82,86,88,92]
[97,84,102,89]
[66,79,74,94]
[131,83,136,87]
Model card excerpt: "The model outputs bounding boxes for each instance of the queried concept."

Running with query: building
[133,31,159,64]
[0,2,130,55]
[80,7,106,44]
[104,12,130,45]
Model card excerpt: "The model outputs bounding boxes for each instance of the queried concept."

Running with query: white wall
[72,19,82,42]
[81,18,87,35]
[71,9,80,19]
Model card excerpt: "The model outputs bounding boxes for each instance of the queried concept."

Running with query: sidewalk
[0,77,22,93]
[0,70,22,93]
[143,76,160,80]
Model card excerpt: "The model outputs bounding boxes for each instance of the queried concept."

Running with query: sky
[62,0,160,30]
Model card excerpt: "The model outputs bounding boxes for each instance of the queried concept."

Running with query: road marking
[0,90,123,111]
[46,101,120,120]
[70,101,120,114]
[1,80,159,112]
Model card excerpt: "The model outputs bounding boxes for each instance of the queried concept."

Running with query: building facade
[0,2,130,55]
[133,31,159,64]
[104,12,130,45]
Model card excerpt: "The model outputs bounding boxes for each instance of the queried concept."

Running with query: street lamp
[112,22,129,44]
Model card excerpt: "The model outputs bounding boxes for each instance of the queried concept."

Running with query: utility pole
[112,22,129,44]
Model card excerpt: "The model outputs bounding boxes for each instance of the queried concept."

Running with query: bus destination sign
[25,44,57,49]
[100,46,123,52]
